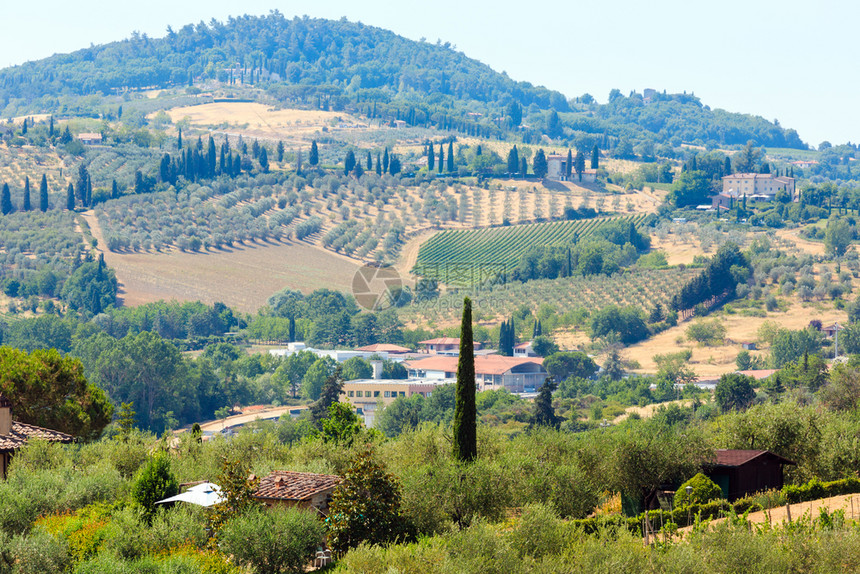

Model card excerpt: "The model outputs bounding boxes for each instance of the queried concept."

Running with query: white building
[546,154,597,183]
[721,173,796,201]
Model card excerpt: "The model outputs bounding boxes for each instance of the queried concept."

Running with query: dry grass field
[82,211,360,314]
[0,144,69,193]
[623,300,846,377]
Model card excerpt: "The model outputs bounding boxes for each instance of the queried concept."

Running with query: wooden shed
[704,449,795,501]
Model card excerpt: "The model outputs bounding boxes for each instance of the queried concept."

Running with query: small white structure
[269,342,391,362]
[78,133,103,145]
[513,341,538,357]
[546,154,597,182]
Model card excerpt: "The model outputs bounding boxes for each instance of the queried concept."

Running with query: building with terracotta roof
[417,338,482,355]
[354,343,412,354]
[253,471,341,515]
[721,173,796,200]
[704,449,795,501]
[77,132,103,145]
[404,355,547,392]
[0,394,74,478]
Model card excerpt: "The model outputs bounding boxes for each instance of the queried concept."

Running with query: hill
[0,14,805,152]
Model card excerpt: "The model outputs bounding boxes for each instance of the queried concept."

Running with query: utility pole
[835,322,841,359]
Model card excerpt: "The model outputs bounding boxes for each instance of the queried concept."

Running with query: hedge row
[571,477,860,534]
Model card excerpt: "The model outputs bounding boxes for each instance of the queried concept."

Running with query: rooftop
[405,355,544,375]
[355,343,412,353]
[0,421,74,452]
[344,378,455,387]
[712,449,795,467]
[253,471,341,501]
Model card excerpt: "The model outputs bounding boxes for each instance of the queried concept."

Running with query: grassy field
[413,214,648,284]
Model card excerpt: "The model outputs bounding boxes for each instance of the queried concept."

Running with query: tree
[447,141,455,172]
[543,351,597,381]
[1,183,12,215]
[507,146,519,174]
[110,179,118,200]
[770,329,823,369]
[344,150,356,175]
[66,183,75,210]
[427,142,435,171]
[566,149,573,179]
[591,145,599,169]
[714,373,756,412]
[0,347,113,439]
[321,401,363,446]
[309,141,319,166]
[277,140,285,162]
[383,148,389,172]
[117,401,137,440]
[219,507,324,574]
[310,364,344,425]
[532,335,559,357]
[327,448,411,556]
[668,170,711,207]
[531,378,559,429]
[575,150,585,182]
[301,357,337,401]
[258,147,269,172]
[506,101,522,127]
[211,455,261,533]
[733,140,762,173]
[453,297,477,462]
[824,216,852,257]
[533,149,548,179]
[132,453,178,523]
[546,110,562,138]
[438,144,444,173]
[39,175,48,212]
[22,177,30,211]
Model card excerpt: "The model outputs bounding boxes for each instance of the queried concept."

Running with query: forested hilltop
[0,13,805,150]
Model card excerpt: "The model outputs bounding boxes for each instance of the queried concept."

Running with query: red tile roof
[0,421,74,452]
[355,344,412,353]
[418,338,461,345]
[405,355,544,376]
[712,449,795,467]
[253,471,341,501]
[735,369,777,380]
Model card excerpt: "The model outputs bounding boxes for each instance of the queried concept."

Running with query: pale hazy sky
[2,0,857,148]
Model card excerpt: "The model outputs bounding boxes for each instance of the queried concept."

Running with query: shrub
[218,507,324,574]
[674,473,722,506]
[131,453,178,523]
[685,319,726,346]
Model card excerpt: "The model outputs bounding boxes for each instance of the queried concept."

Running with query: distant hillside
[0,14,566,114]
[0,13,805,150]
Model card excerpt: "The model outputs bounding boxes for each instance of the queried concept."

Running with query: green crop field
[398,267,696,326]
[413,214,648,285]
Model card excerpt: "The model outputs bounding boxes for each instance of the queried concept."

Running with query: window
[383,391,391,398]
[374,391,380,398]
[399,392,406,397]
[347,391,354,397]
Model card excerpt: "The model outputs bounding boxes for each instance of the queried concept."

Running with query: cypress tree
[259,148,269,173]
[566,149,573,179]
[277,141,285,162]
[453,297,477,462]
[366,151,372,170]
[344,150,356,176]
[498,320,508,356]
[427,142,435,171]
[66,183,75,210]
[724,156,732,175]
[575,151,586,182]
[49,116,54,138]
[591,145,599,169]
[507,146,519,174]
[22,177,30,211]
[438,144,444,173]
[447,141,454,172]
[520,157,527,176]
[383,148,390,172]
[111,179,119,200]
[375,153,382,175]
[309,141,319,166]
[0,183,11,215]
[531,378,560,429]
[177,128,182,149]
[39,174,48,212]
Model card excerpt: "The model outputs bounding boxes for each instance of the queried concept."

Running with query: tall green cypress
[66,183,75,210]
[22,177,30,211]
[383,148,390,172]
[366,151,372,171]
[566,149,573,179]
[447,141,454,172]
[111,179,119,200]
[309,141,319,166]
[591,145,599,169]
[39,175,48,212]
[427,141,435,171]
[453,297,477,462]
[177,127,182,149]
[1,183,12,215]
[438,144,444,173]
